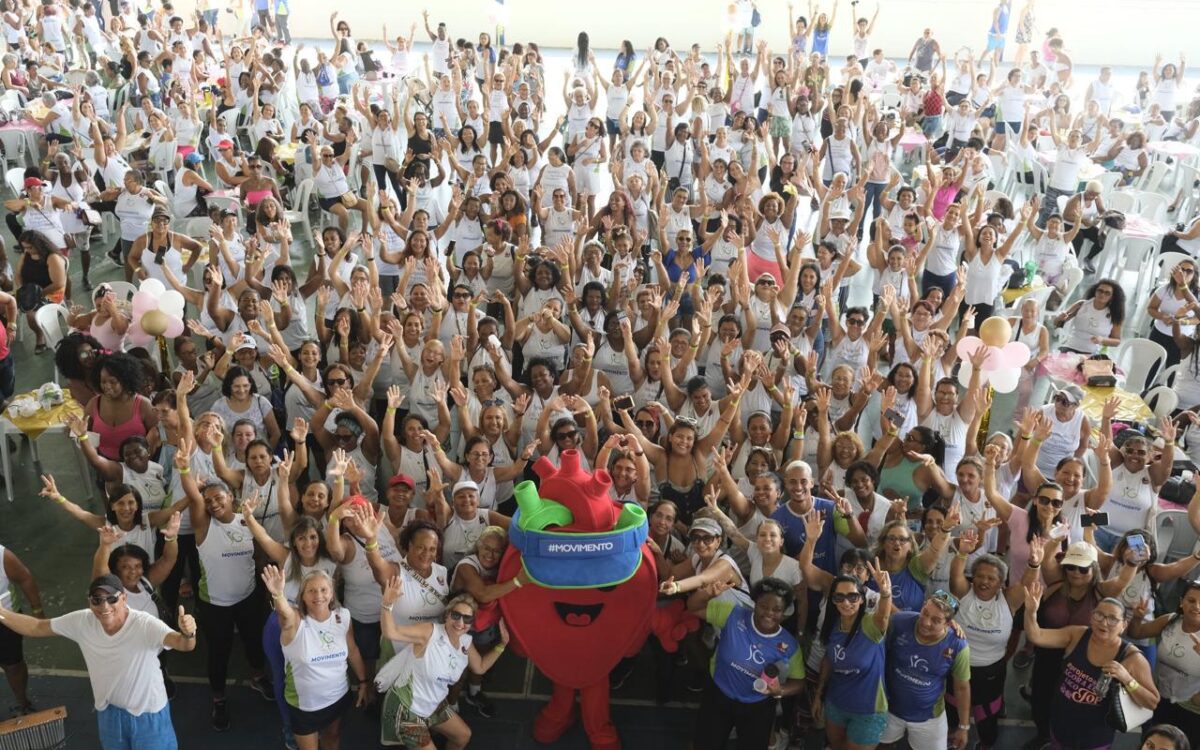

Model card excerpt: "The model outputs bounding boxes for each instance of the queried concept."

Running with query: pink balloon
[1001,342,1032,369]
[127,321,153,347]
[163,317,185,339]
[981,346,1008,371]
[956,336,986,360]
[131,291,157,317]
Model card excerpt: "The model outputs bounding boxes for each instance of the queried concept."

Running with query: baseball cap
[830,207,852,221]
[184,152,203,166]
[88,574,124,597]
[1054,385,1084,405]
[388,473,416,489]
[235,339,257,352]
[688,517,723,538]
[452,479,480,496]
[769,323,791,338]
[217,139,234,150]
[1061,541,1098,568]
[22,177,46,189]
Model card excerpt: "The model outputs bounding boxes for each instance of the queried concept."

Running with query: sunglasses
[635,419,656,429]
[1037,495,1064,508]
[831,591,862,604]
[448,610,475,625]
[1054,395,1076,406]
[453,292,471,299]
[688,533,717,544]
[480,398,505,407]
[929,589,959,613]
[847,318,866,326]
[555,430,579,441]
[327,378,348,387]
[89,594,120,606]
[1062,564,1089,573]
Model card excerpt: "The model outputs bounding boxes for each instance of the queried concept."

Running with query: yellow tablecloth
[3,392,83,440]
[1079,385,1154,427]
[25,101,48,122]
[276,142,297,164]
[1000,277,1047,305]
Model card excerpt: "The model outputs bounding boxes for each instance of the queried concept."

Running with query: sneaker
[1012,646,1033,670]
[249,675,274,702]
[282,729,298,750]
[105,248,122,266]
[9,702,36,717]
[82,277,92,292]
[211,699,230,732]
[685,673,706,693]
[461,690,496,718]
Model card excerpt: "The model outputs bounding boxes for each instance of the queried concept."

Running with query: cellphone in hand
[613,395,635,412]
[1126,533,1149,562]
[885,408,905,428]
[1080,512,1109,528]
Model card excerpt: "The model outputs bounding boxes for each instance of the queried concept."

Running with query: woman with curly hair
[86,352,158,461]
[55,331,104,404]
[1054,278,1125,356]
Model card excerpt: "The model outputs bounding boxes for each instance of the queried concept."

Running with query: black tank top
[1049,629,1132,749]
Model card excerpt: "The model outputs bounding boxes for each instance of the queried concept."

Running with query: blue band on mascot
[508,484,648,589]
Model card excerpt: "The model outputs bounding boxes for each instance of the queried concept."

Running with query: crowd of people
[0,0,1199,749]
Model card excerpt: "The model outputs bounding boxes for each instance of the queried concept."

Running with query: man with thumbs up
[0,574,197,749]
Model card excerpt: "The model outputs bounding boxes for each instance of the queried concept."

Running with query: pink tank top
[745,250,784,286]
[90,394,148,460]
[245,189,272,206]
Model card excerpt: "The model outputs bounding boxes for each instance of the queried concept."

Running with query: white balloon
[160,290,185,317]
[957,362,975,388]
[139,278,166,299]
[989,367,1021,393]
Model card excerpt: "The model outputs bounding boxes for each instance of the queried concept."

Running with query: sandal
[34,343,46,355]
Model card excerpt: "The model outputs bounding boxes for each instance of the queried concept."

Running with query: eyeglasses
[89,594,119,606]
[1091,611,1122,626]
[1062,564,1090,573]
[929,589,959,614]
[883,535,911,544]
[831,591,862,604]
[327,378,348,387]
[1037,495,1064,508]
[467,451,491,459]
[448,610,476,625]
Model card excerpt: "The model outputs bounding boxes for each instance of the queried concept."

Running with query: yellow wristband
[56,495,66,505]
[77,433,89,442]
[364,541,379,552]
[164,535,178,543]
[494,644,507,653]
[179,467,191,475]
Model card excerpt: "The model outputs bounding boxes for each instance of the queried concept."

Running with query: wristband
[56,495,66,505]
[386,407,396,414]
[382,603,394,612]
[179,467,191,475]
[164,535,178,543]
[324,401,334,410]
[1032,437,1044,444]
[1020,433,1033,440]
[886,428,899,437]
[181,630,197,639]
[1126,680,1140,694]
[365,541,379,552]
[272,593,286,601]
[280,300,289,308]
[494,644,507,653]
[77,433,89,442]
[792,430,804,440]
[958,725,971,732]
[31,607,44,616]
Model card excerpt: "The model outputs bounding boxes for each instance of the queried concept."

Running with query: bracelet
[164,535,178,543]
[382,603,394,612]
[878,591,892,599]
[956,552,968,560]
[386,407,396,414]
[1164,442,1176,447]
[1020,433,1033,440]
[324,401,334,410]
[690,343,700,350]
[364,257,375,262]
[494,644,507,653]
[768,385,779,393]
[272,593,286,601]
[364,541,380,552]
[581,356,592,363]
[1032,437,1045,444]
[512,577,522,588]
[179,467,190,475]
[958,725,971,732]
[280,300,289,308]
[792,430,804,440]
[1126,679,1140,694]
[181,630,197,639]
[886,428,899,437]
[77,433,89,442]
[55,495,66,505]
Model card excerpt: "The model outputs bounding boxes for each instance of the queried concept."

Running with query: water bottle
[1094,672,1112,697]
[1023,260,1036,285]
[753,663,781,694]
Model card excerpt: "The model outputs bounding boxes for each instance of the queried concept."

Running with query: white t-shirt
[51,608,171,714]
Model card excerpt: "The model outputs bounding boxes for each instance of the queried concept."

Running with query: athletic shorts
[289,691,352,736]
[0,621,24,666]
[825,700,888,747]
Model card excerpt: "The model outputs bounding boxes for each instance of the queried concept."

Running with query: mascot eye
[595,584,618,593]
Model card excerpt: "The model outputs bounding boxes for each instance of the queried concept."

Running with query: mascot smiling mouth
[553,602,604,627]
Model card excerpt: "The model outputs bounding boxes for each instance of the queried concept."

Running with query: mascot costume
[498,450,698,750]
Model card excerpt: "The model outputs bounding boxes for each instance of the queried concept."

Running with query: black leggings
[373,164,403,198]
[1030,646,1063,739]
[946,657,1006,748]
[157,532,200,616]
[197,592,267,695]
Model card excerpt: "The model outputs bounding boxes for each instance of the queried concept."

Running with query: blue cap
[184,152,203,165]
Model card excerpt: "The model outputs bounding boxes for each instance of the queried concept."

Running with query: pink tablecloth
[1149,141,1200,160]
[899,131,927,153]
[0,118,42,134]
[1119,214,1168,242]
[1039,351,1087,384]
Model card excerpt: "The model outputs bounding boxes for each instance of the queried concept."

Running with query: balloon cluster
[956,317,1031,394]
[129,279,186,346]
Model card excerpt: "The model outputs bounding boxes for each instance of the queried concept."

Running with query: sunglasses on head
[1054,394,1076,406]
[480,398,505,407]
[448,610,475,625]
[1037,495,1064,508]
[832,591,862,604]
[89,594,119,606]
[929,589,959,614]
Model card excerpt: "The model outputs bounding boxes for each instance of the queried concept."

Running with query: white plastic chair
[5,166,24,196]
[1057,266,1086,307]
[1113,338,1167,395]
[33,304,69,372]
[1158,363,1181,388]
[880,92,901,110]
[285,178,315,242]
[1155,509,1200,565]
[0,130,27,173]
[1136,160,1172,195]
[106,281,137,304]
[1094,171,1122,195]
[1104,190,1139,214]
[1132,191,1168,223]
[1143,385,1178,418]
[1155,251,1193,285]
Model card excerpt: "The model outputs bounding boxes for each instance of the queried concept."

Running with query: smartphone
[885,408,905,427]
[487,334,501,351]
[613,395,635,412]
[1080,512,1109,528]
[1126,534,1149,562]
